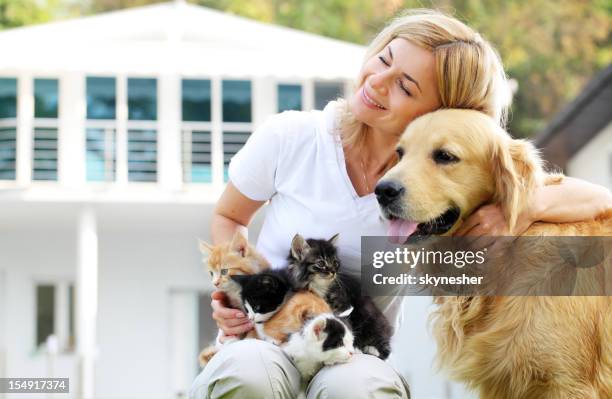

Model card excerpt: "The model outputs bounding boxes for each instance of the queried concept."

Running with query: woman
[190,9,612,399]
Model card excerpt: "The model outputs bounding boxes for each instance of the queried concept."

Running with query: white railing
[0,120,17,181]
[85,120,116,182]
[32,118,59,181]
[182,121,213,184]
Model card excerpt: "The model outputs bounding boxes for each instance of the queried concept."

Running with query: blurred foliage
[0,0,610,137]
[0,0,55,28]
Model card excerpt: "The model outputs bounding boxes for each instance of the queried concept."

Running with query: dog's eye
[395,147,404,160]
[432,149,459,165]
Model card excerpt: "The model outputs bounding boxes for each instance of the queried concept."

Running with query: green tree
[0,0,54,29]
[400,0,611,136]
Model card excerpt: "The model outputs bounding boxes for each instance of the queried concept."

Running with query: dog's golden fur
[385,109,611,398]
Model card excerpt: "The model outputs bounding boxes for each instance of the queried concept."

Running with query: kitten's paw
[363,346,380,357]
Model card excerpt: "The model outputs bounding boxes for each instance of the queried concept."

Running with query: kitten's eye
[221,269,228,276]
[209,271,213,277]
[432,149,459,165]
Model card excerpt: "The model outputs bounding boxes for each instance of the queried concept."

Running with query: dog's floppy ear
[492,138,542,232]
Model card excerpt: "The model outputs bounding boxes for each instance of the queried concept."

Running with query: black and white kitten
[231,269,292,339]
[287,233,394,359]
[283,313,355,381]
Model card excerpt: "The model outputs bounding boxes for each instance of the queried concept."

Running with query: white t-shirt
[228,101,402,325]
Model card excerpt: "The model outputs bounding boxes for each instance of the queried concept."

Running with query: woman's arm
[528,177,612,224]
[211,182,266,341]
[211,182,266,244]
[455,177,612,236]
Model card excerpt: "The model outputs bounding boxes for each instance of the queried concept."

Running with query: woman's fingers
[211,299,246,319]
[223,320,254,336]
[218,314,252,328]
[210,290,252,334]
[454,218,480,236]
[211,290,226,302]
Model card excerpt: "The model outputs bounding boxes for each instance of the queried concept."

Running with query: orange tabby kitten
[199,231,270,310]
[198,232,270,365]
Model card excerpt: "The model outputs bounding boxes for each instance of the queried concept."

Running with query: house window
[314,81,344,110]
[127,78,157,182]
[86,77,116,182]
[87,77,116,120]
[278,84,302,112]
[222,80,251,122]
[36,285,55,347]
[222,80,251,181]
[32,79,59,181]
[182,79,211,122]
[35,283,76,351]
[0,77,17,180]
[182,79,212,183]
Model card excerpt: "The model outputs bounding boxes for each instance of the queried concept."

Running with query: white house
[0,2,476,399]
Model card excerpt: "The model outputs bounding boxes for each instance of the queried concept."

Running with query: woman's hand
[211,291,253,343]
[454,177,612,239]
[454,204,534,237]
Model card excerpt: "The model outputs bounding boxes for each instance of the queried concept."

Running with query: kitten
[232,270,332,345]
[232,268,292,327]
[283,313,355,382]
[198,232,270,366]
[288,233,394,359]
[199,231,270,310]
[261,290,332,345]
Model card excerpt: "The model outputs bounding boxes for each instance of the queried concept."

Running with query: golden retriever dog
[375,109,612,399]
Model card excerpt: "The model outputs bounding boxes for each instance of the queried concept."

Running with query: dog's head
[376,109,544,242]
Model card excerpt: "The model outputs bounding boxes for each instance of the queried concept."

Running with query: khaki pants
[189,339,411,399]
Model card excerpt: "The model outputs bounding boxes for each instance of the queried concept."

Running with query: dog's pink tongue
[388,219,419,244]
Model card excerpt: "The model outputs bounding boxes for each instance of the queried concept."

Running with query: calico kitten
[232,270,332,345]
[283,313,355,382]
[261,291,331,344]
[288,233,394,359]
[199,231,270,310]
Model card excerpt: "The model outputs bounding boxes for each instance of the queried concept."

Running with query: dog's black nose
[375,180,405,206]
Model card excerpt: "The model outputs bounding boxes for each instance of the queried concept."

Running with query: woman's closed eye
[378,55,412,97]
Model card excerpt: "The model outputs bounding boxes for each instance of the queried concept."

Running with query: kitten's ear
[312,317,326,339]
[261,275,278,289]
[231,274,249,286]
[198,239,214,254]
[328,233,340,245]
[230,232,248,257]
[290,234,310,260]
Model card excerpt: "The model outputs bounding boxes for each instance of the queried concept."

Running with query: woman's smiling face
[350,38,442,136]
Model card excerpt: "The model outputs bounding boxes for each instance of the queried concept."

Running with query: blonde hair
[339,9,511,148]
